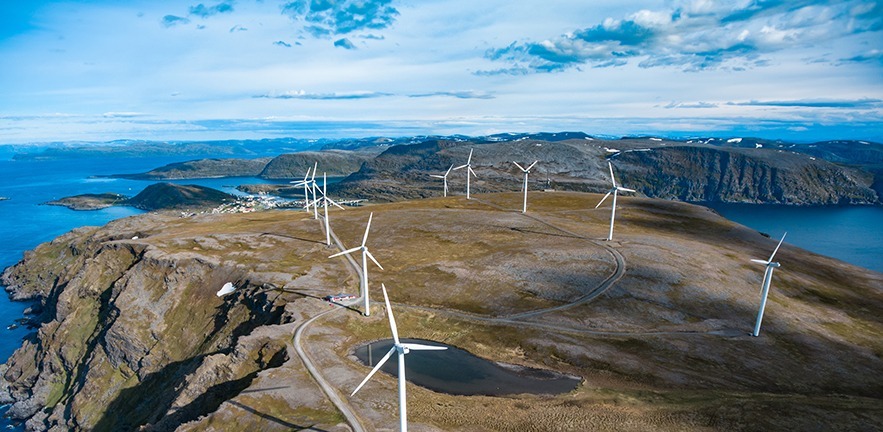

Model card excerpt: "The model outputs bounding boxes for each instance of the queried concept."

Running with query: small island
[45,184,236,212]
[46,193,128,210]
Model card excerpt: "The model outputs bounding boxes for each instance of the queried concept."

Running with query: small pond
[354,338,581,396]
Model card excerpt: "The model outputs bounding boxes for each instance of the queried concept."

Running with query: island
[45,183,236,212]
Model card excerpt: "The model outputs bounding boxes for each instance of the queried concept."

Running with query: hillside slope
[330,139,880,205]
[1,192,880,431]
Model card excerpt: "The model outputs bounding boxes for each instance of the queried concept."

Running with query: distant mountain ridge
[94,133,883,206]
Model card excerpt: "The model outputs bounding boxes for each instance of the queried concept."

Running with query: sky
[0,0,881,144]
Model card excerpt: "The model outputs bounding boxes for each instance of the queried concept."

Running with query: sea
[0,150,881,427]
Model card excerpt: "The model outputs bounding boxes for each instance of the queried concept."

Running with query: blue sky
[0,0,881,144]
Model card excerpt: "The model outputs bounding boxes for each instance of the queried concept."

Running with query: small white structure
[216,282,236,297]
[512,160,538,213]
[595,161,636,241]
[351,284,447,432]
[453,148,478,199]
[329,212,383,316]
[750,233,787,337]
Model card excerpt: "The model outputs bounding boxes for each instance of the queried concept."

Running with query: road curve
[292,306,365,432]
[289,214,367,432]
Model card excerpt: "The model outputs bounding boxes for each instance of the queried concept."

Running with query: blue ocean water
[705,203,883,273]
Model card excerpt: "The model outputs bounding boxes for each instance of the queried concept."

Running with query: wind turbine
[750,232,786,337]
[313,172,345,246]
[351,284,447,432]
[329,212,382,316]
[429,164,454,197]
[453,148,477,199]
[290,165,313,213]
[595,161,636,241]
[291,162,319,217]
[513,160,538,213]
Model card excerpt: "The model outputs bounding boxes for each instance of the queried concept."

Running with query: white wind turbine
[313,172,346,246]
[750,232,786,337]
[429,164,454,197]
[453,148,477,199]
[290,165,313,214]
[329,212,383,316]
[595,161,636,241]
[513,160,538,213]
[351,284,447,432]
[291,162,319,218]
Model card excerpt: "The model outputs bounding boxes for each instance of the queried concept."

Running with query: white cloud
[0,0,879,144]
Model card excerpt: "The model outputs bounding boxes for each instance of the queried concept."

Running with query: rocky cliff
[0,214,296,431]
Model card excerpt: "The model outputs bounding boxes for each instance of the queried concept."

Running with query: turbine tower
[513,160,538,213]
[453,148,477,199]
[750,232,786,337]
[595,161,636,241]
[309,162,319,219]
[329,212,383,316]
[351,284,447,432]
[315,172,345,246]
[429,164,454,197]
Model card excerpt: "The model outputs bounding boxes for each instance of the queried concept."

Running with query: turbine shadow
[260,232,326,245]
[228,401,328,431]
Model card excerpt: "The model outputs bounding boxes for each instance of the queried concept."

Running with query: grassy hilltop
[1,191,881,431]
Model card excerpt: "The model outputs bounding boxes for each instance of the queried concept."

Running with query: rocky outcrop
[0,218,289,431]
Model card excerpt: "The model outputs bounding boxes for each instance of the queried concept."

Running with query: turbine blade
[453,164,467,170]
[768,232,787,262]
[304,166,311,181]
[329,247,361,258]
[467,148,473,164]
[327,198,346,210]
[618,187,636,193]
[430,175,445,178]
[323,173,328,196]
[351,346,396,396]
[381,284,400,345]
[469,166,477,178]
[366,250,384,270]
[401,343,447,351]
[595,191,612,208]
[608,162,617,187]
[445,164,454,176]
[750,259,770,265]
[526,160,538,171]
[513,161,525,171]
[362,212,373,247]
[311,162,317,181]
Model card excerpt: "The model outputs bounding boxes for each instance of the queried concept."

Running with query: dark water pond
[354,339,581,396]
